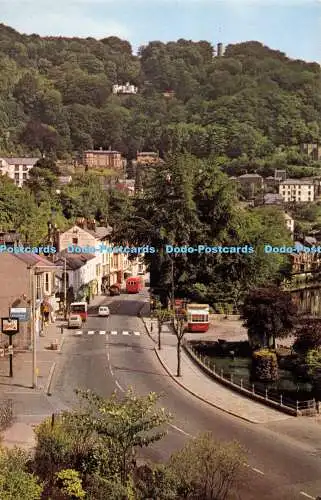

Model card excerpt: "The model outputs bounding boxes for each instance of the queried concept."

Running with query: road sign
[1,318,19,336]
[7,345,13,354]
[10,307,29,322]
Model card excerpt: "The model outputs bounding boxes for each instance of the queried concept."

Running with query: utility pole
[28,266,37,389]
[64,257,67,320]
[171,257,175,312]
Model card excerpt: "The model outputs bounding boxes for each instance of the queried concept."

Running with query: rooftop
[239,174,263,178]
[55,252,96,270]
[14,254,59,269]
[84,150,121,154]
[280,179,314,185]
[1,157,39,165]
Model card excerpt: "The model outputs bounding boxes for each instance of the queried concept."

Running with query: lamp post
[28,266,37,388]
[63,257,67,320]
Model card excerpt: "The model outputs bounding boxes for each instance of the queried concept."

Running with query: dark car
[109,284,120,296]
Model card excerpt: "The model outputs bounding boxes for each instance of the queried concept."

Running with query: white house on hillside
[0,157,40,187]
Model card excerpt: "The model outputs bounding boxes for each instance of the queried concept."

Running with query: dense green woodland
[1,23,321,170]
[0,25,318,306]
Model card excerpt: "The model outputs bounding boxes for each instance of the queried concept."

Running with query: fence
[185,343,316,416]
[0,399,13,431]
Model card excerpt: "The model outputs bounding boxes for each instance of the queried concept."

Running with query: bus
[69,302,88,322]
[186,304,209,332]
[126,276,143,293]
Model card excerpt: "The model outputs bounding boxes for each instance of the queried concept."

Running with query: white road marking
[122,331,129,335]
[88,330,95,335]
[74,330,82,335]
[111,331,117,335]
[107,352,110,360]
[170,424,193,438]
[133,331,140,336]
[99,330,106,335]
[110,366,114,376]
[251,467,264,475]
[115,380,125,392]
[300,492,316,499]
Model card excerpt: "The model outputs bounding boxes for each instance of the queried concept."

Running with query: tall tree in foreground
[241,286,297,349]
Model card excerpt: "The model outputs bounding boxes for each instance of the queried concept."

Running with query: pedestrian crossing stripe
[73,330,142,336]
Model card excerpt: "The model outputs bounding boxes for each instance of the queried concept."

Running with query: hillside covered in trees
[1,22,321,170]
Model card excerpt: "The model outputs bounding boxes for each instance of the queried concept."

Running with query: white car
[98,306,110,317]
[68,314,82,328]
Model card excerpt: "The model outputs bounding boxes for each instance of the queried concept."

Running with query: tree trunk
[177,339,181,377]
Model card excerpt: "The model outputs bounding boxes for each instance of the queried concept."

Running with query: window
[22,173,27,180]
[72,237,78,244]
[14,164,20,171]
[36,275,41,299]
[188,314,208,323]
[23,165,28,171]
[14,173,19,182]
[96,264,101,276]
[44,273,50,294]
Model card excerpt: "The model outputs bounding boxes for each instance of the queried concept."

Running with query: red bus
[186,304,209,332]
[126,276,143,293]
[70,302,88,322]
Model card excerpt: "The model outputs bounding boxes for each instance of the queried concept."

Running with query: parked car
[68,314,82,328]
[98,306,110,317]
[109,284,120,296]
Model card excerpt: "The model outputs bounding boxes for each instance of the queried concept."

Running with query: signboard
[10,307,29,322]
[1,318,19,335]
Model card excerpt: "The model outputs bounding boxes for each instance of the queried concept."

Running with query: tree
[153,307,172,350]
[172,311,187,377]
[293,320,321,354]
[241,286,298,349]
[70,389,171,485]
[20,120,59,156]
[0,446,43,499]
[168,432,246,500]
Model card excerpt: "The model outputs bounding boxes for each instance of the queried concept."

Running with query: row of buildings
[0,150,162,188]
[234,170,321,203]
[0,218,145,350]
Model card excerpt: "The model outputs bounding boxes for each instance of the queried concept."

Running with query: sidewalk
[141,317,293,424]
[0,319,65,450]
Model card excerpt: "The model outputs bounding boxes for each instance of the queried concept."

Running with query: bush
[0,446,43,500]
[167,432,246,500]
[252,349,279,382]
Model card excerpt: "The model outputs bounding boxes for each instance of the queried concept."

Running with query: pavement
[141,316,292,424]
[0,293,108,450]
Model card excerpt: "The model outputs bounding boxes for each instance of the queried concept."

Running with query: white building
[56,222,113,296]
[112,82,138,94]
[279,179,315,202]
[54,252,97,299]
[284,212,295,236]
[0,157,39,187]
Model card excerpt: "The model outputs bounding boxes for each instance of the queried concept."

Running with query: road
[51,292,321,500]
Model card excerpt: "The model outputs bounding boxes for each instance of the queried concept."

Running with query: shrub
[252,349,279,382]
[167,432,246,500]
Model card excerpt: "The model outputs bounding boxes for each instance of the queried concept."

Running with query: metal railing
[187,344,316,415]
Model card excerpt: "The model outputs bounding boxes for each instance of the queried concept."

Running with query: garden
[187,286,321,411]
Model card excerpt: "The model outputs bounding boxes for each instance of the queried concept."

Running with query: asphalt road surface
[51,292,321,500]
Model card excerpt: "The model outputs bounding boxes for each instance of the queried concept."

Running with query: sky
[0,0,320,63]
